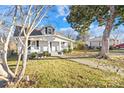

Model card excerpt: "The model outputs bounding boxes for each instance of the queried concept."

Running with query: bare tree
[0,5,50,87]
[111,29,124,45]
[14,5,50,85]
[0,6,17,83]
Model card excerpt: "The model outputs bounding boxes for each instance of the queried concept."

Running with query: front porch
[28,40,73,56]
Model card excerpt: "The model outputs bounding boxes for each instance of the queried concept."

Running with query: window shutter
[28,40,31,50]
[37,41,39,47]
[28,40,30,46]
[45,27,47,34]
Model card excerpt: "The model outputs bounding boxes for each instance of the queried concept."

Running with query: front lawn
[64,50,98,57]
[82,56,124,68]
[110,49,124,53]
[8,57,124,88]
[64,50,124,68]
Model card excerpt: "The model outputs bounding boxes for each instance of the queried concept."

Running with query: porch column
[48,41,51,53]
[59,41,62,52]
[70,42,73,49]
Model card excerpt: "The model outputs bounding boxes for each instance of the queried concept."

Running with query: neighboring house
[86,36,122,48]
[13,25,75,56]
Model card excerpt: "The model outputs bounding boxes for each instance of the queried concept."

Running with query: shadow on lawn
[32,55,95,60]
[58,55,95,59]
[8,55,95,61]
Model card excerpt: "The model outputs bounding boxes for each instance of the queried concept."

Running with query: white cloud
[60,27,78,40]
[89,24,95,29]
[56,5,70,18]
[90,25,105,37]
[96,25,105,31]
[63,17,67,22]
[60,27,73,31]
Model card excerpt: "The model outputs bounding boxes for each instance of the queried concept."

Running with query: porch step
[51,52,58,56]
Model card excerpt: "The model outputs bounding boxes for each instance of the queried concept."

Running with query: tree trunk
[1,51,15,79]
[98,29,111,58]
[15,37,28,83]
[1,27,16,79]
[0,64,9,78]
[0,37,15,81]
[98,6,115,59]
[15,47,23,75]
[14,53,22,75]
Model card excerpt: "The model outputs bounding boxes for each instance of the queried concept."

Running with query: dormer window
[48,28,52,34]
[45,27,47,34]
[44,26,54,35]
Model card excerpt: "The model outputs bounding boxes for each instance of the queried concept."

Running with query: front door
[52,46,56,52]
[50,42,56,52]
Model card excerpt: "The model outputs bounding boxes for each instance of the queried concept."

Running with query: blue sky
[40,5,124,40]
[40,5,71,31]
[89,20,124,40]
[0,5,124,40]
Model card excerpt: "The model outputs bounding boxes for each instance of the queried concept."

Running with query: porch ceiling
[28,36,69,42]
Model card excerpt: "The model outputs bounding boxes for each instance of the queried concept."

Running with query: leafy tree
[67,5,124,58]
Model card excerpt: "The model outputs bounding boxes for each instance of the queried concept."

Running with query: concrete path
[59,55,124,77]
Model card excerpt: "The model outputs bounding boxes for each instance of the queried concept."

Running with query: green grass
[110,49,124,53]
[8,57,124,88]
[64,49,124,68]
[81,56,124,69]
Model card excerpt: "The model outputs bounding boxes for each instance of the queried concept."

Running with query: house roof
[13,26,43,36]
[89,37,102,42]
[14,26,66,37]
[14,26,75,42]
[89,36,120,42]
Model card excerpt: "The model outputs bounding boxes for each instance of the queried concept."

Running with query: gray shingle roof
[13,26,43,36]
[13,26,74,42]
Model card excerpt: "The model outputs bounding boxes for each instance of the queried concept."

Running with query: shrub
[38,53,43,58]
[62,49,72,54]
[58,52,63,55]
[88,46,94,49]
[74,41,86,50]
[29,52,37,59]
[43,51,51,56]
[63,49,68,53]
[96,46,101,50]
[109,45,114,50]
[68,48,72,53]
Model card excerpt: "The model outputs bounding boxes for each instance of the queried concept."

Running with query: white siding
[90,41,101,47]
[17,35,74,54]
[39,41,48,52]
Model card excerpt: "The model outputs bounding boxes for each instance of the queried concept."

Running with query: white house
[14,26,75,56]
[86,36,122,48]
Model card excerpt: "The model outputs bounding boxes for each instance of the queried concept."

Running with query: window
[45,27,47,34]
[36,41,39,49]
[45,27,54,34]
[50,42,52,48]
[62,42,65,44]
[28,40,31,50]
[32,41,39,49]
[48,29,52,34]
[32,41,35,46]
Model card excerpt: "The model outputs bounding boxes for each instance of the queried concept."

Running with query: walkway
[59,55,124,77]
